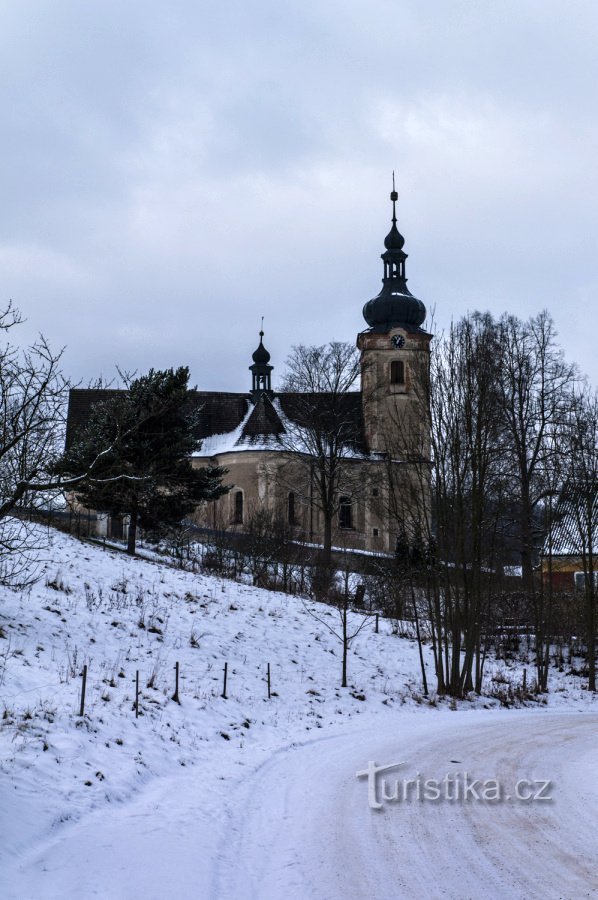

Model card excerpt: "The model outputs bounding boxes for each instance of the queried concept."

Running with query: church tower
[357,180,432,455]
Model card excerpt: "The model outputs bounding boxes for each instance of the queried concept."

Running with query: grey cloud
[0,0,595,390]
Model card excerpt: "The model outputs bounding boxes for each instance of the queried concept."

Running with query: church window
[373,528,379,537]
[390,360,405,384]
[339,496,353,529]
[372,487,379,498]
[234,491,244,524]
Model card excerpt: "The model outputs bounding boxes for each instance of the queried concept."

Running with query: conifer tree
[61,367,228,554]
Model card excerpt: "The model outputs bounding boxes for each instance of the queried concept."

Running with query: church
[66,187,432,555]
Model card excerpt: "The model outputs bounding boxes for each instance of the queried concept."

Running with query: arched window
[339,496,353,529]
[390,360,405,385]
[288,491,296,525]
[234,490,244,524]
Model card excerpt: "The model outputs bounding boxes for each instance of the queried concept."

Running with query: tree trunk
[519,479,536,593]
[411,584,428,696]
[587,585,596,692]
[323,513,332,567]
[342,598,348,688]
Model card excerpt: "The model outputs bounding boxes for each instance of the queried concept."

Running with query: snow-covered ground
[1,525,597,899]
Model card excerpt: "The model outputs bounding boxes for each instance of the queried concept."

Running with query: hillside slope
[0,525,594,898]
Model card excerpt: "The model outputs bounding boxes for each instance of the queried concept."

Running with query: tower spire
[249,322,274,400]
[361,180,426,330]
[384,172,405,251]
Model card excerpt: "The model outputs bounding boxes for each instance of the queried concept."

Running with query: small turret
[249,324,274,401]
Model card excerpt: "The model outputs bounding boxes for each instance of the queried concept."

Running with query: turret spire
[249,322,274,400]
[384,172,406,252]
[361,179,426,331]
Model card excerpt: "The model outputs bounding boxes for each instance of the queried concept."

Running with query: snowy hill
[1,525,596,899]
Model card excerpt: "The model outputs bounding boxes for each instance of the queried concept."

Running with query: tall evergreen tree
[61,367,228,554]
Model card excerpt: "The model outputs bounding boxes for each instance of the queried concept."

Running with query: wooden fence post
[79,664,88,717]
[375,613,379,634]
[267,662,271,699]
[222,662,228,699]
[172,661,180,703]
[135,670,140,718]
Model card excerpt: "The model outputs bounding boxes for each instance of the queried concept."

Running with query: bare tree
[428,314,512,695]
[559,388,598,688]
[494,311,577,690]
[0,304,73,585]
[0,303,159,584]
[302,559,372,688]
[381,313,514,697]
[497,311,577,588]
[369,308,580,698]
[238,504,298,588]
[278,342,363,579]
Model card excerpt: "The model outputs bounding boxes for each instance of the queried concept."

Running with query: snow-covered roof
[67,388,369,459]
[195,393,370,459]
[197,395,286,455]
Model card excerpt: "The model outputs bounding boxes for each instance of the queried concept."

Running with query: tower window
[234,491,244,524]
[373,528,379,537]
[390,360,405,385]
[339,496,353,530]
[288,492,296,525]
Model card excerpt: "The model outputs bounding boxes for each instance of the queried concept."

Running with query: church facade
[66,188,432,555]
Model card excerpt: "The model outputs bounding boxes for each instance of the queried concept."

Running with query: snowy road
[214,710,598,900]
[8,710,598,900]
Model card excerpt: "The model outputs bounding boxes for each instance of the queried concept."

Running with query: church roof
[240,393,285,443]
[65,387,368,457]
[65,388,123,449]
[65,388,251,448]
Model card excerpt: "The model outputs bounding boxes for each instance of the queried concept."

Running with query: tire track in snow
[214,711,598,900]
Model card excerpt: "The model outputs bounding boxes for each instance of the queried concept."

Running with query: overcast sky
[1,0,596,391]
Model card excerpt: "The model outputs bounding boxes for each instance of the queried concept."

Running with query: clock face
[391,335,405,348]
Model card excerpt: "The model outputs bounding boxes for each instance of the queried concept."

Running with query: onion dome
[383,208,405,251]
[362,177,426,331]
[252,330,271,365]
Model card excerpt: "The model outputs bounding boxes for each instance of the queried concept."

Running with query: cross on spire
[391,171,398,225]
